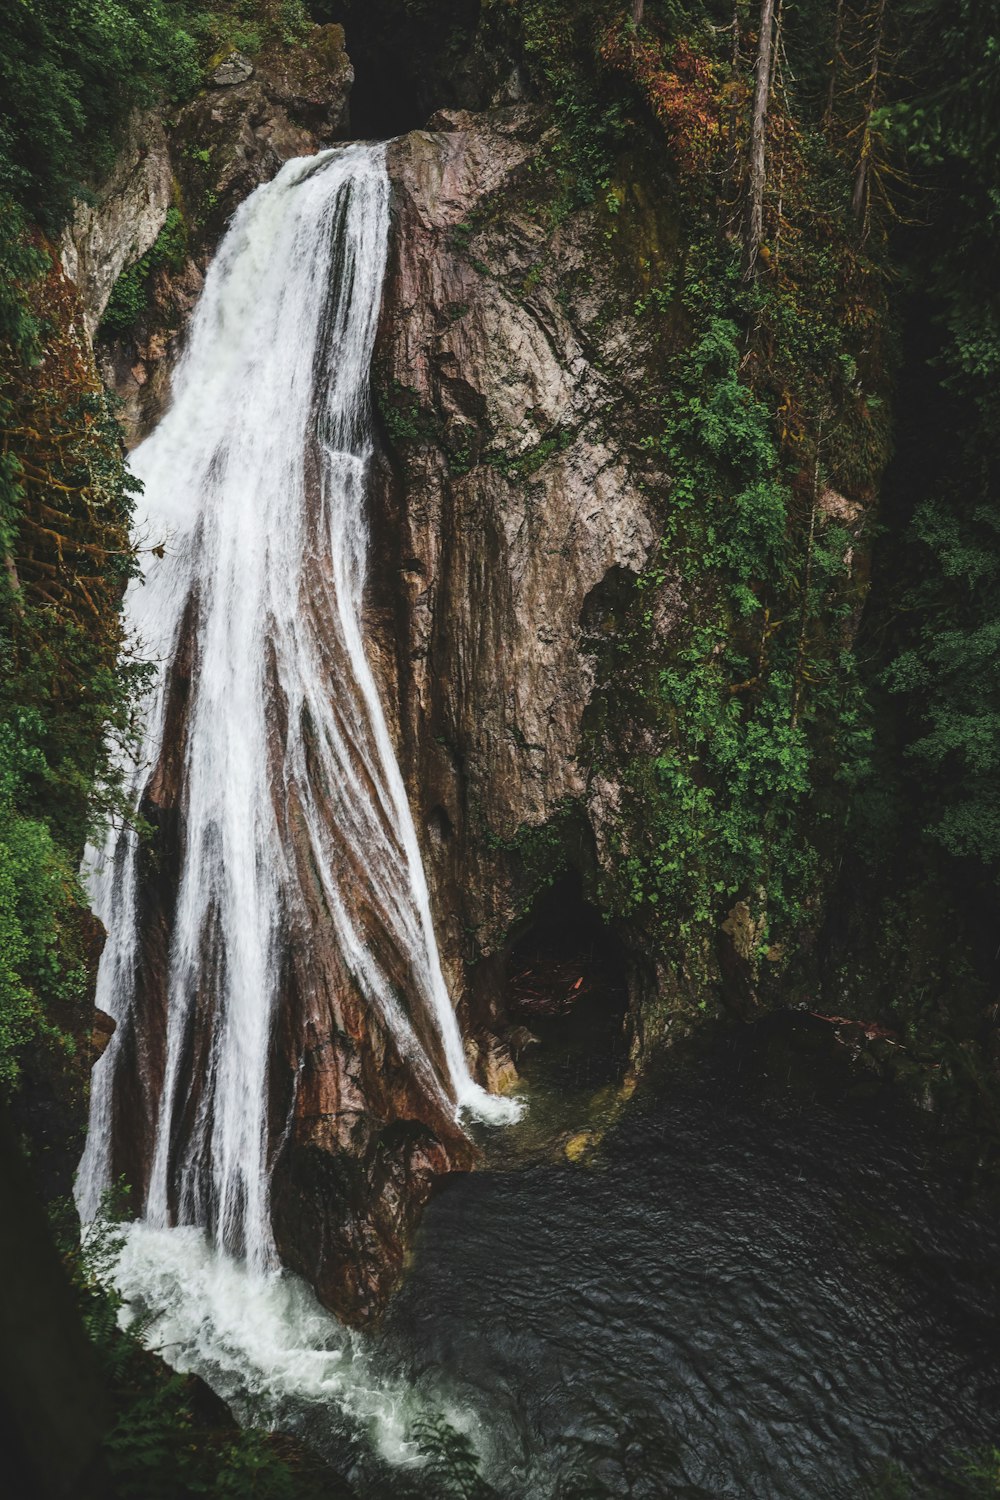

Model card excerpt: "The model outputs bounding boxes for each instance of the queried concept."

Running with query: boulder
[211,51,254,87]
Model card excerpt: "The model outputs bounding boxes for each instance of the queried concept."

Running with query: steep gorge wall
[369,109,675,1069]
[61,12,884,1319]
[368,90,883,1071]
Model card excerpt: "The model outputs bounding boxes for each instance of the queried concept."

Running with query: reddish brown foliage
[2,236,132,660]
[600,20,722,175]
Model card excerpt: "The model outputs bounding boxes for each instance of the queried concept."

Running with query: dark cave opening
[310,0,484,140]
[505,871,630,1094]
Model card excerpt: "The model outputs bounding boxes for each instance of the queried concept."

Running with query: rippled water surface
[377,1017,1000,1498]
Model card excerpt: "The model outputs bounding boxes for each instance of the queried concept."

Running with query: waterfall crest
[77,143,517,1273]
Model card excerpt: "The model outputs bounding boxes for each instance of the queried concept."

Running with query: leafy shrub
[1,193,146,1094]
[0,0,202,231]
[0,713,87,1085]
[101,206,189,335]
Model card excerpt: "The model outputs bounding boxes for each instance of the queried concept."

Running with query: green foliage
[101,206,189,335]
[0,1,320,234]
[0,200,46,582]
[0,0,203,231]
[486,426,574,480]
[0,195,45,366]
[486,0,629,218]
[874,0,1000,871]
[0,713,89,1085]
[812,0,1000,1117]
[406,1415,494,1499]
[597,279,870,960]
[0,0,187,1100]
[375,379,444,446]
[866,1445,1000,1498]
[277,0,311,45]
[1,216,146,1098]
[381,1412,496,1500]
[470,0,891,1000]
[957,1447,1000,1497]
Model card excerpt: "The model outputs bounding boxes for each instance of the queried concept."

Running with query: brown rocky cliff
[369,109,674,1066]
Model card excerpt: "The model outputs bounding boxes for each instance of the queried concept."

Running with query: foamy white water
[108,1221,441,1464]
[77,142,517,1288]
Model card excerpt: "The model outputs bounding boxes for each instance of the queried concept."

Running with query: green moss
[374,379,443,447]
[99,206,188,337]
[486,426,574,480]
[0,728,85,1086]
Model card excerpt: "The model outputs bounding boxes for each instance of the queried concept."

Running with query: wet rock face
[60,111,175,343]
[102,549,475,1327]
[371,109,666,1051]
[62,25,354,445]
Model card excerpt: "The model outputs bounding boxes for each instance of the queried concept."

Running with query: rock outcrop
[369,108,675,1062]
[60,110,175,342]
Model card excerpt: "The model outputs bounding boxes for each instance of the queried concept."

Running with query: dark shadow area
[0,1101,112,1499]
[309,0,485,139]
[505,870,629,1094]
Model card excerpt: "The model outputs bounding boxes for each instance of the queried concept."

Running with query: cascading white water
[77,143,518,1276]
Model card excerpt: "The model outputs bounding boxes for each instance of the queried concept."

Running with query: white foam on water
[109,1220,428,1465]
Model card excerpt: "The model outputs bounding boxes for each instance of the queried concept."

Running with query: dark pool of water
[377,1015,1000,1499]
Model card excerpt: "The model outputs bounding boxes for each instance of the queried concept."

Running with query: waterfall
[76,143,518,1274]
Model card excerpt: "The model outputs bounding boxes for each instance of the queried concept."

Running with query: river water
[109,1010,1000,1496]
[375,1014,1000,1498]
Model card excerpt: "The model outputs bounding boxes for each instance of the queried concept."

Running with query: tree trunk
[851,0,887,239]
[768,0,784,95]
[823,0,844,131]
[790,435,823,732]
[631,0,645,23]
[721,0,745,223]
[744,0,776,278]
